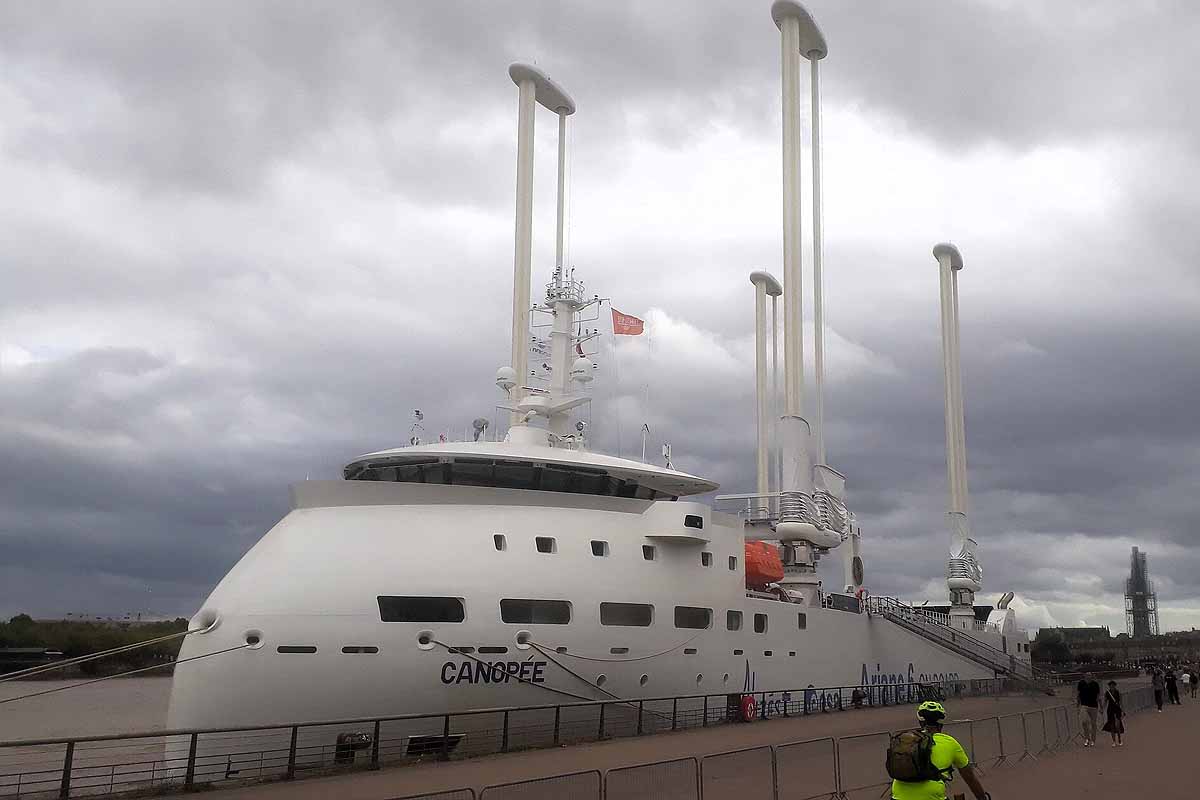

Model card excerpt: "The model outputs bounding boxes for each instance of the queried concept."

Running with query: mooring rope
[0,627,203,684]
[0,643,250,706]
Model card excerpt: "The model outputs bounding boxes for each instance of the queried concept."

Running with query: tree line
[0,614,189,676]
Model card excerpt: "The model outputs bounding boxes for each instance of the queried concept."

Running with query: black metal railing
[0,677,1031,798]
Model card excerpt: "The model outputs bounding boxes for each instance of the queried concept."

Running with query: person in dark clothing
[1166,670,1181,704]
[1101,680,1124,747]
[1152,669,1165,711]
[1076,672,1102,746]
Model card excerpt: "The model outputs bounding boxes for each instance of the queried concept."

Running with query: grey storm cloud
[2,0,1199,632]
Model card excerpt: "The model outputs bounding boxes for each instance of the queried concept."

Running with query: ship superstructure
[167,2,1036,738]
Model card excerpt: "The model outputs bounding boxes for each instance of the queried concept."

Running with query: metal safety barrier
[451,689,1162,800]
[0,678,1023,798]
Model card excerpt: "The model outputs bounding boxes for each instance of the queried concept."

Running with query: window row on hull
[377,596,808,631]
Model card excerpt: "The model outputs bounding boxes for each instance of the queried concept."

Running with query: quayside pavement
[977,696,1200,800]
[201,690,1085,799]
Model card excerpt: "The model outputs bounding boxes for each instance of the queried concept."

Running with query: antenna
[662,442,672,470]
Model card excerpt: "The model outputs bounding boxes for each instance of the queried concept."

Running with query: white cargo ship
[168,1,1036,735]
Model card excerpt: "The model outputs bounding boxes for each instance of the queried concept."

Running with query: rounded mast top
[770,1,827,59]
[933,242,964,271]
[749,270,784,296]
[508,63,577,114]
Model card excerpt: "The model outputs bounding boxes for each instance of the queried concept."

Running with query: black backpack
[885,729,950,783]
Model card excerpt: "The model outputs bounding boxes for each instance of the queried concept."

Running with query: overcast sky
[3,1,1198,635]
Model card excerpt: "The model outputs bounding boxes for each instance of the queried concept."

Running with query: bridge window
[674,606,712,630]
[701,551,713,567]
[754,613,768,634]
[378,596,464,623]
[535,536,557,554]
[500,599,571,625]
[643,545,656,561]
[591,540,609,557]
[601,602,653,627]
[684,514,703,529]
[494,534,507,551]
[726,610,743,631]
[729,556,738,571]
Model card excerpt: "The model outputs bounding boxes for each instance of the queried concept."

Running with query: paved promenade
[974,696,1200,800]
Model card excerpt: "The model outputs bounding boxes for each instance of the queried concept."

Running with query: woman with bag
[1102,680,1125,747]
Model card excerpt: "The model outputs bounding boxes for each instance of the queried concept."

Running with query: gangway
[866,596,1055,693]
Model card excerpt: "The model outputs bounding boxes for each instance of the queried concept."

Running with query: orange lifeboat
[744,541,784,589]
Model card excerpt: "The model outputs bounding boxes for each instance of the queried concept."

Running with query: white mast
[808,42,827,467]
[933,242,981,626]
[770,281,782,499]
[771,1,839,604]
[498,64,583,444]
[750,271,783,499]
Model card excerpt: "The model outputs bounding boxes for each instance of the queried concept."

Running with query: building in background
[1125,546,1160,638]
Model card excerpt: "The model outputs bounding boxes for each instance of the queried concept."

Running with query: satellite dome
[570,357,595,383]
[495,366,517,391]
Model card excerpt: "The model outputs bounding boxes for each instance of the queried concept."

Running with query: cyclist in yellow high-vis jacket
[891,701,992,800]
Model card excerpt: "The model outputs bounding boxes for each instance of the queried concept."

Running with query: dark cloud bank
[2,1,1198,631]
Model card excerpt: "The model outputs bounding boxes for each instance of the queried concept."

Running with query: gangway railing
[866,596,1053,691]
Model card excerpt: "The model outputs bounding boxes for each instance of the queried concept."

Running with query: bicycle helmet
[917,700,947,724]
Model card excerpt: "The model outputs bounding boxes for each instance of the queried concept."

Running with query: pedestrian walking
[1101,680,1124,747]
[1152,669,1165,711]
[1191,669,1199,699]
[1183,670,1191,700]
[1076,671,1101,745]
[886,701,992,800]
[1166,669,1181,705]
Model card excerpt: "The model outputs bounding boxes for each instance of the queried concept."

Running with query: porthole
[639,674,649,686]
[416,630,435,650]
[596,674,608,687]
[243,630,264,650]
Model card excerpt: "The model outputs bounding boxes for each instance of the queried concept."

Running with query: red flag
[611,308,644,336]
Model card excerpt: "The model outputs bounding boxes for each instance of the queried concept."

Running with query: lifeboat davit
[744,541,784,589]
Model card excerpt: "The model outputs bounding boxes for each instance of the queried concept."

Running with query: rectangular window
[764,650,773,657]
[591,540,609,557]
[683,647,698,654]
[726,610,743,631]
[798,612,807,630]
[729,556,738,571]
[378,596,464,623]
[642,545,656,561]
[535,536,557,554]
[478,646,508,654]
[610,647,629,654]
[754,613,768,634]
[674,606,712,629]
[494,534,507,551]
[341,646,379,654]
[601,602,653,627]
[277,645,316,654]
[701,551,713,567]
[500,599,571,625]
[684,514,704,529]
[733,649,744,655]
